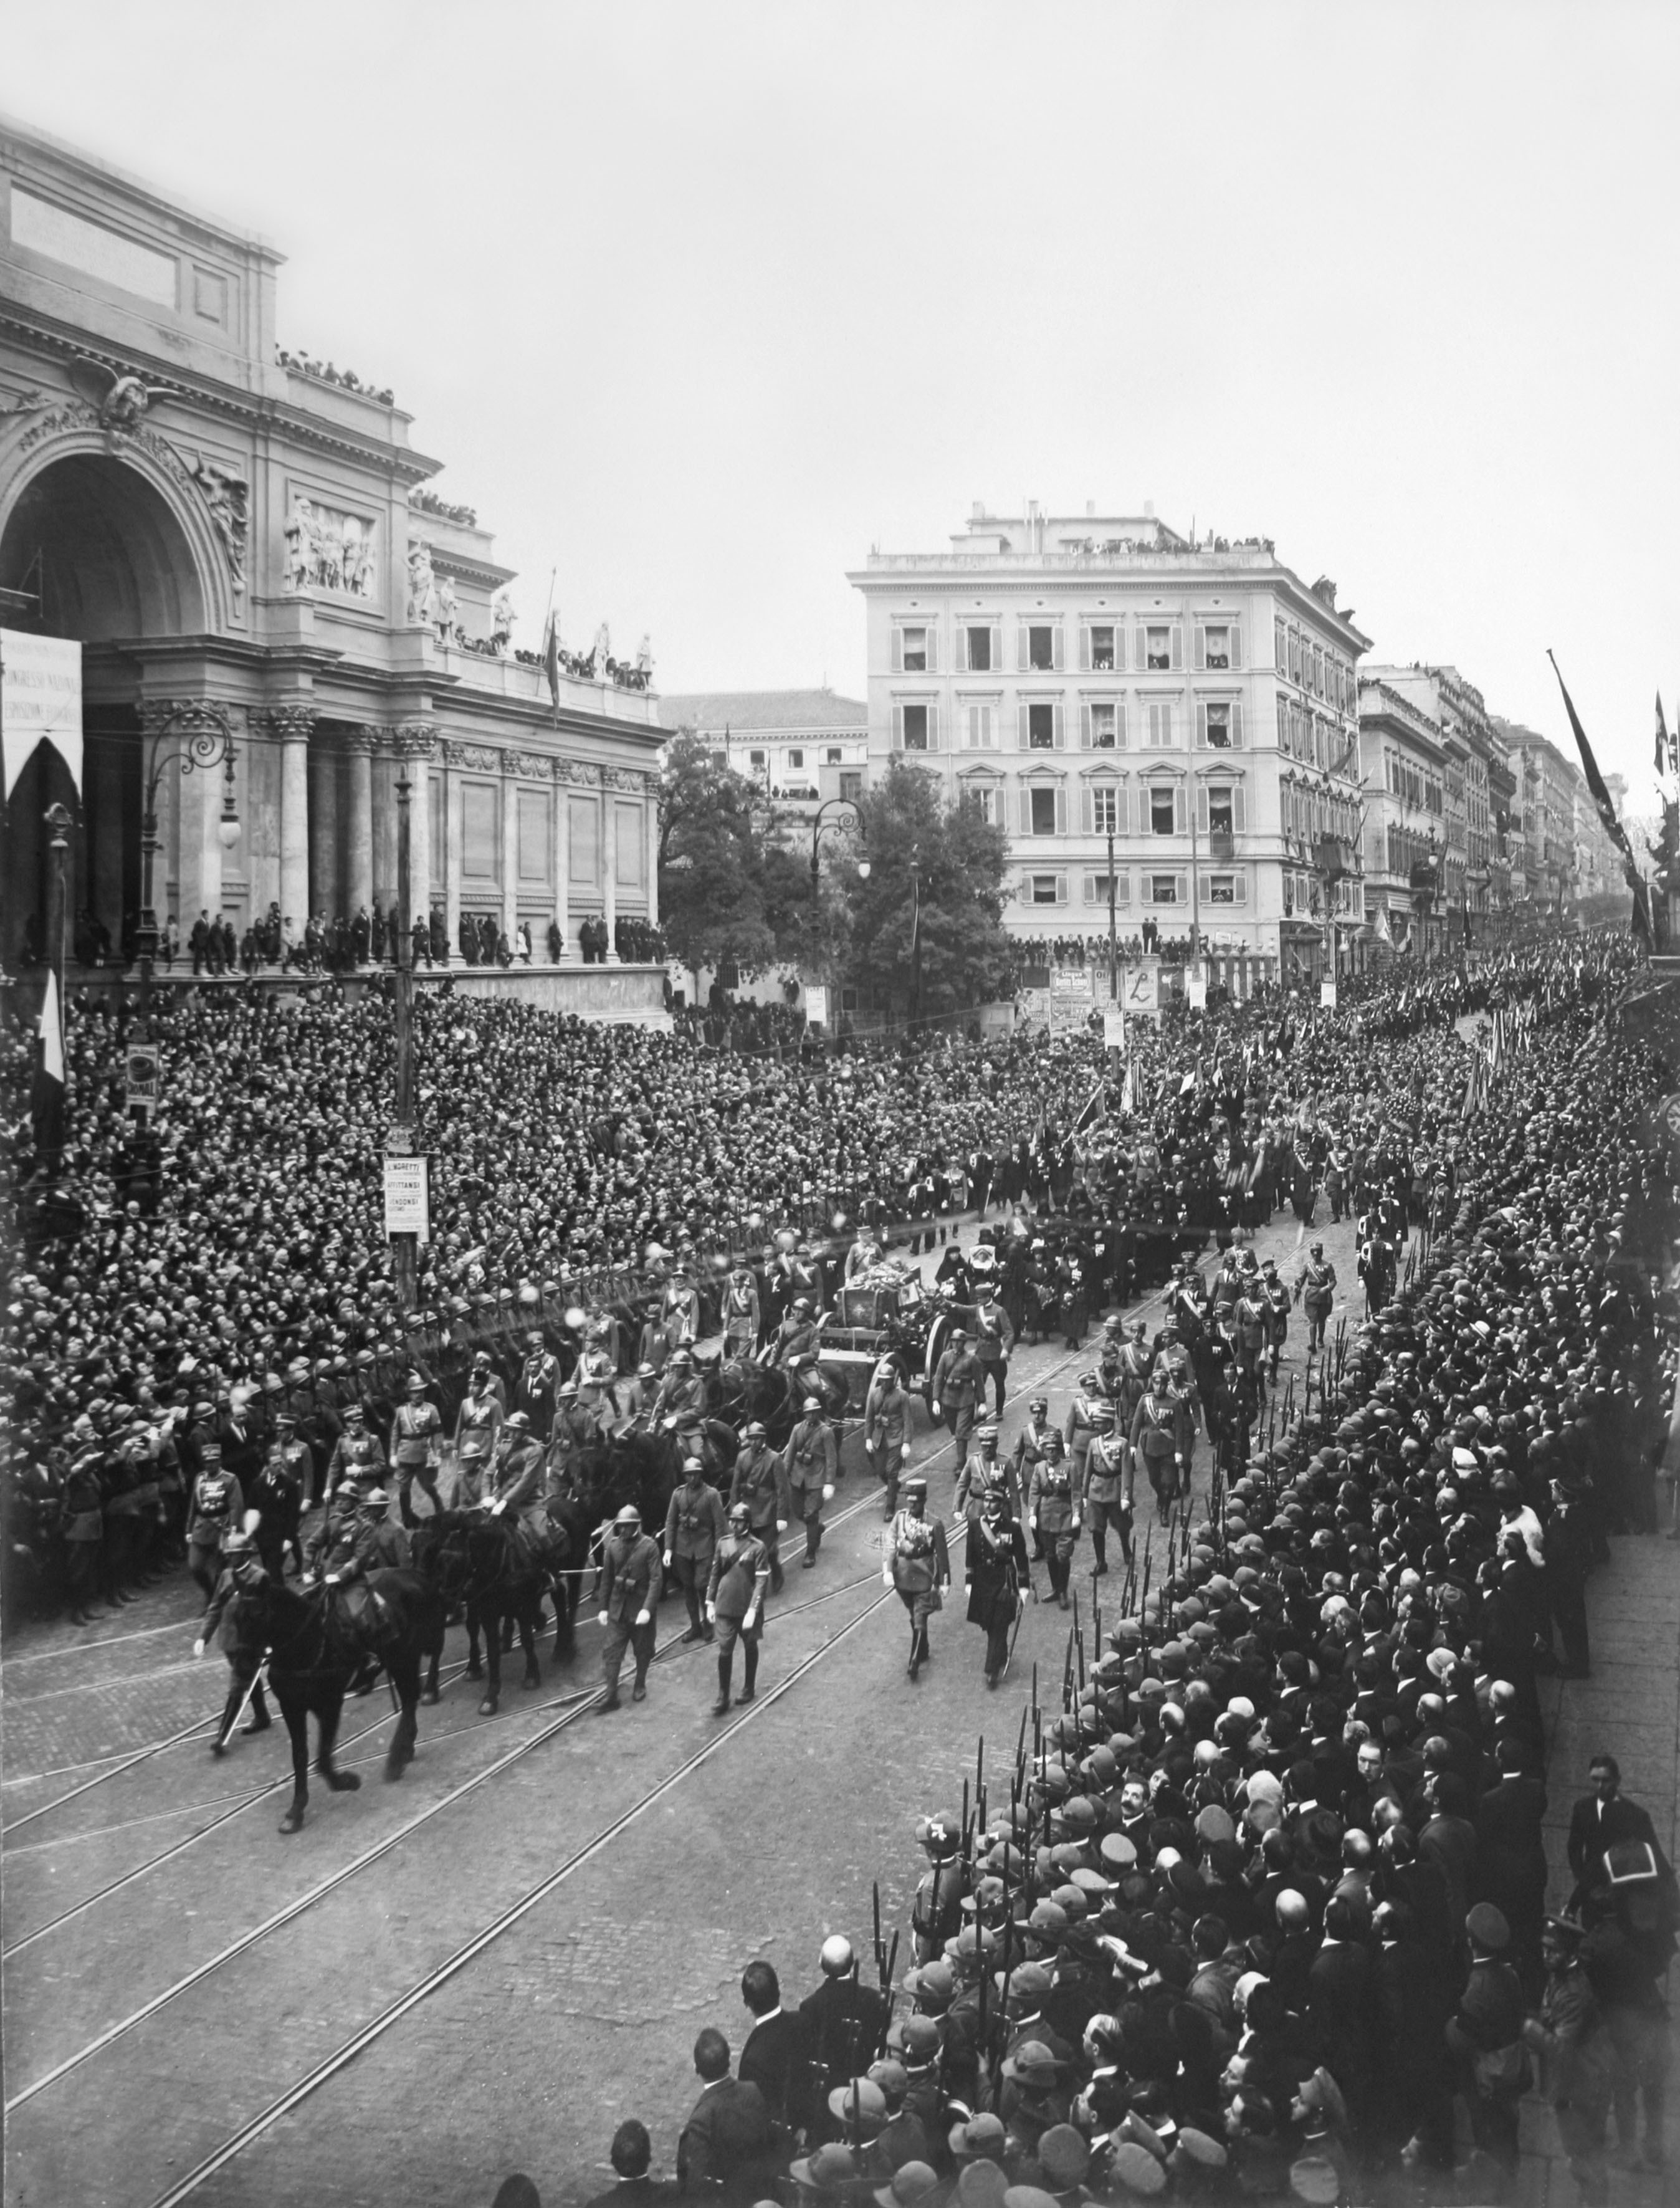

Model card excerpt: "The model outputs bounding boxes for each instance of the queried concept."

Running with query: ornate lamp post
[135,704,239,1019]
[807,796,869,1036]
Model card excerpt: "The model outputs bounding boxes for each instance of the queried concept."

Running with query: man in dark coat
[1475,1738,1549,1994]
[675,2029,774,2202]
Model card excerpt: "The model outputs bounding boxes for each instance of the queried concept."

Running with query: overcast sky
[9,2,1676,789]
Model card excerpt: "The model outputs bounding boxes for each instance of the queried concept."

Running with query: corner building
[0,115,662,1001]
[849,505,1370,988]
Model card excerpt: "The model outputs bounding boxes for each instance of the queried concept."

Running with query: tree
[656,737,784,981]
[838,760,1013,1019]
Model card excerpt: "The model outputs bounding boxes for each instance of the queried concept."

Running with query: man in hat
[514,1329,561,1442]
[781,1396,838,1569]
[454,1364,504,1500]
[866,1361,917,1519]
[596,1502,659,1711]
[249,1418,306,1579]
[968,1489,1030,1688]
[722,1262,761,1357]
[707,1501,771,1713]
[955,1423,1020,1530]
[391,1371,444,1526]
[1446,1903,1527,2182]
[931,1328,984,1478]
[971,1286,1014,1417]
[771,1296,821,1367]
[664,1456,726,1643]
[1294,1242,1338,1357]
[193,1523,272,1753]
[1081,1406,1132,1577]
[728,1420,790,1593]
[883,1475,951,1680]
[186,1441,245,1603]
[1524,1913,1615,2204]
[1026,1430,1081,1610]
[1130,1369,1191,1525]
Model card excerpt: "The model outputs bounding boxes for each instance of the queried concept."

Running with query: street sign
[1186,972,1208,1010]
[1102,1009,1126,1049]
[123,1044,160,1113]
[383,1154,430,1239]
[804,983,829,1026]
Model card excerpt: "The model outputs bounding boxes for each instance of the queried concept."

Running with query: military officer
[930,1327,984,1478]
[664,1455,726,1641]
[390,1370,444,1524]
[186,1442,244,1603]
[454,1366,503,1498]
[969,1489,1031,1688]
[1130,1369,1192,1522]
[193,1523,271,1752]
[721,1263,761,1355]
[1259,1257,1291,1380]
[1113,1318,1153,1430]
[1081,1405,1132,1575]
[883,1474,951,1680]
[249,1422,306,1579]
[515,1329,561,1441]
[706,1499,771,1713]
[1026,1429,1081,1610]
[955,1423,1021,1527]
[1232,1273,1272,1389]
[910,1814,968,1963]
[782,1396,839,1567]
[1062,1371,1112,1495]
[728,1419,791,1592]
[971,1289,1014,1417]
[323,1400,387,1501]
[1013,1395,1057,1502]
[865,1360,917,1517]
[1294,1241,1338,1354]
[596,1501,660,1711]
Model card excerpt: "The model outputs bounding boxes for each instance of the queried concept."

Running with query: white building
[848,505,1369,987]
[658,689,868,823]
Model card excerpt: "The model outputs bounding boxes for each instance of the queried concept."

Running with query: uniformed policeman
[193,1524,271,1752]
[664,1455,726,1641]
[782,1395,839,1567]
[883,1474,951,1679]
[728,1419,791,1592]
[930,1328,984,1478]
[706,1499,771,1713]
[596,1501,660,1711]
[1081,1404,1132,1575]
[1026,1429,1081,1610]
[1294,1241,1338,1354]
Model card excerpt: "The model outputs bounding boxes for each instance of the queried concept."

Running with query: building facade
[1357,676,1449,958]
[0,116,662,979]
[1363,664,1506,946]
[849,505,1370,987]
[657,688,868,824]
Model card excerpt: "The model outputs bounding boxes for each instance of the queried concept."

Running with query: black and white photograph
[2,6,1679,2204]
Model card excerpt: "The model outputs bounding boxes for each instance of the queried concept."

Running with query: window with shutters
[1084,700,1119,751]
[1275,618,1287,672]
[1149,786,1177,836]
[1276,697,1289,748]
[1029,874,1066,905]
[963,783,1001,825]
[900,626,928,672]
[1145,873,1181,905]
[962,704,997,750]
[1091,783,1121,835]
[901,704,928,751]
[1201,702,1235,750]
[1201,624,1230,669]
[787,748,804,770]
[1085,623,1117,671]
[1027,702,1057,751]
[1201,871,1244,906]
[1206,785,1236,837]
[1145,624,1172,671]
[1029,786,1059,836]
[1026,623,1058,671]
[1144,699,1175,749]
[839,772,863,802]
[1086,870,1129,906]
[964,624,993,673]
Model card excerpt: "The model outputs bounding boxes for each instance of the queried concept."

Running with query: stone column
[308,741,340,922]
[603,783,619,962]
[257,707,315,937]
[551,760,571,959]
[396,724,434,941]
[644,773,660,930]
[442,743,462,959]
[345,727,376,922]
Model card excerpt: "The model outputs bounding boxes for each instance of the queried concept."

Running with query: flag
[31,968,65,1164]
[1657,692,1669,777]
[542,611,560,715]
[1549,652,1653,944]
[1072,1079,1105,1136]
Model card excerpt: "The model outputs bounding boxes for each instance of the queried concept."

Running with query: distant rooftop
[660,687,867,735]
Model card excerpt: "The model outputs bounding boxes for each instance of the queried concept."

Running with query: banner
[1120,959,1160,1016]
[1102,1008,1126,1049]
[383,1154,431,1239]
[1186,972,1208,1010]
[1320,981,1338,1008]
[123,1041,160,1115]
[2,630,82,798]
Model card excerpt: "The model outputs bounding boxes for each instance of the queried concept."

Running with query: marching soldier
[59,1446,105,1625]
[1026,1428,1081,1610]
[1130,1369,1192,1524]
[969,1489,1030,1688]
[706,1499,771,1713]
[1259,1257,1291,1381]
[955,1423,1021,1527]
[1062,1371,1111,1496]
[1294,1240,1339,1355]
[1081,1405,1132,1575]
[1232,1272,1271,1390]
[454,1365,503,1499]
[391,1371,444,1524]
[728,1420,791,1592]
[193,1523,271,1753]
[971,1288,1014,1417]
[930,1327,984,1478]
[782,1395,839,1567]
[664,1455,726,1642]
[515,1328,561,1441]
[596,1501,660,1712]
[882,1474,951,1680]
[323,1401,386,1502]
[910,1814,967,1963]
[249,1423,305,1579]
[721,1262,761,1356]
[186,1441,244,1603]
[1114,1317,1153,1431]
[865,1360,917,1517]
[1013,1394,1057,1501]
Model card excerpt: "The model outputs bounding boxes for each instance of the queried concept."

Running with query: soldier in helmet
[193,1522,271,1753]
[728,1419,791,1592]
[1026,1428,1081,1610]
[1081,1400,1132,1575]
[781,1395,839,1568]
[771,1296,821,1367]
[651,1346,705,1427]
[882,1474,951,1680]
[664,1455,726,1642]
[955,1422,1021,1529]
[865,1359,917,1519]
[706,1499,771,1713]
[1130,1366,1192,1524]
[910,1814,968,1962]
[185,1441,244,1604]
[596,1501,660,1712]
[390,1370,444,1526]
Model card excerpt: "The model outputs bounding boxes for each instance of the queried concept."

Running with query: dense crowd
[550,957,1678,2206]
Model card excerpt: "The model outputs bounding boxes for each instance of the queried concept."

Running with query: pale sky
[10,2,1676,789]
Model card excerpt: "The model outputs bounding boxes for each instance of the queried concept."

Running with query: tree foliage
[837,760,1013,1015]
[656,736,786,978]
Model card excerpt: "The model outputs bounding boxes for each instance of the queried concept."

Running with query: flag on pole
[1657,692,1669,777]
[542,611,560,716]
[1072,1079,1105,1136]
[1549,653,1653,944]
[31,968,65,1161]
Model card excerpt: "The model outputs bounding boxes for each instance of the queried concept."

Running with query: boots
[1092,1533,1108,1576]
[738,1643,758,1703]
[714,1651,733,1714]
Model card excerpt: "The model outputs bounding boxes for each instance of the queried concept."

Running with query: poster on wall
[1120,959,1160,1016]
[1048,967,1092,1035]
[1186,970,1208,1010]
[1102,1009,1126,1049]
[804,983,829,1027]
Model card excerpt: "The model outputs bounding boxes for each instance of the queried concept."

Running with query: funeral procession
[3,12,1680,2208]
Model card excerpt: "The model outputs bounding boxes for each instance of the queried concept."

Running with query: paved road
[6,1181,1671,2207]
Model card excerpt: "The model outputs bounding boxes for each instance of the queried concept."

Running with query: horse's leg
[421,1644,441,1705]
[465,1601,484,1680]
[316,1688,361,1792]
[384,1655,419,1777]
[478,1605,502,1716]
[277,1683,311,1835]
[552,1573,574,1658]
[520,1595,541,1689]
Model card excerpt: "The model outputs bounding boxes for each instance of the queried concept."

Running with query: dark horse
[412,1511,555,1715]
[246,1567,446,1833]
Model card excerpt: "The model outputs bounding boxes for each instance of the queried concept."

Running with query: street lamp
[808,795,869,891]
[135,705,239,1015]
[44,799,72,1011]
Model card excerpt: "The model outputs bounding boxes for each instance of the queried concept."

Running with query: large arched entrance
[1,451,209,967]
